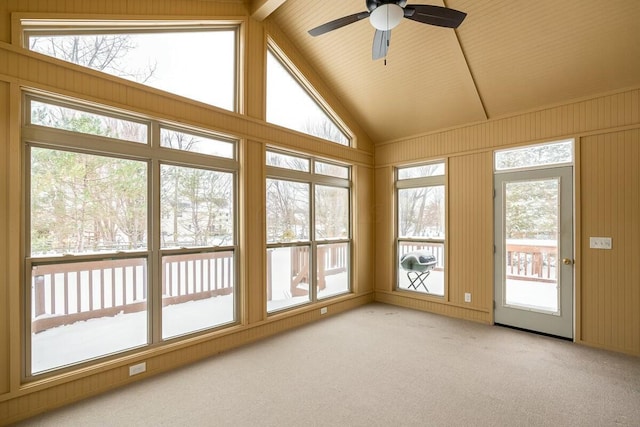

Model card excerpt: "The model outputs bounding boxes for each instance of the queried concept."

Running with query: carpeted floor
[14,303,640,426]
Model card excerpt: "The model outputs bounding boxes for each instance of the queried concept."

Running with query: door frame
[494,166,574,339]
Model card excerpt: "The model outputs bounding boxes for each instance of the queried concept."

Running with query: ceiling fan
[308,0,466,60]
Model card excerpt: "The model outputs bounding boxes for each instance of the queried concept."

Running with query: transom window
[23,20,239,111]
[495,140,573,171]
[266,45,351,146]
[266,149,351,313]
[24,94,238,377]
[396,162,447,296]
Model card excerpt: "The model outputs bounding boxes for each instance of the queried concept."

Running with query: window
[495,140,573,171]
[266,150,351,313]
[24,94,238,376]
[396,162,446,296]
[24,20,238,111]
[266,46,350,146]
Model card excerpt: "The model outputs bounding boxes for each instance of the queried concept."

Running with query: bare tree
[302,116,348,145]
[30,34,156,83]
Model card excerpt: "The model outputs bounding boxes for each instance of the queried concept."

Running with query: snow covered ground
[397,268,557,313]
[266,246,349,313]
[32,248,348,374]
[505,279,558,312]
[32,294,235,374]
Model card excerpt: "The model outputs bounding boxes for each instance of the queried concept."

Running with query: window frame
[265,148,352,313]
[22,92,240,379]
[395,160,448,298]
[20,18,242,113]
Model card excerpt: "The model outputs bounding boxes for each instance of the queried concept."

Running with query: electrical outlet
[589,237,612,250]
[129,362,146,376]
[464,293,471,303]
[320,307,328,315]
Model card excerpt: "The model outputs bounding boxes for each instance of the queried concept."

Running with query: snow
[32,248,348,374]
[505,279,558,312]
[32,294,235,374]
[266,247,349,313]
[397,267,558,312]
[32,270,556,374]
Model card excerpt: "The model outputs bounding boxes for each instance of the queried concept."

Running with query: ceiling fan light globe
[370,4,404,31]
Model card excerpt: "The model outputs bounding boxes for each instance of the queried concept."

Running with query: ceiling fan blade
[404,4,467,28]
[372,29,391,60]
[308,11,370,36]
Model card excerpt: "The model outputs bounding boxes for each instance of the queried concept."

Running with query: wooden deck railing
[31,251,234,333]
[399,240,557,282]
[505,240,557,282]
[32,244,341,332]
[267,243,348,301]
[31,241,555,333]
[32,258,147,333]
[162,251,234,305]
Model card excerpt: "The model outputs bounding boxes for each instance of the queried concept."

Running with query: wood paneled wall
[448,152,494,317]
[375,88,640,354]
[0,2,376,424]
[353,164,376,295]
[580,129,640,354]
[376,89,640,166]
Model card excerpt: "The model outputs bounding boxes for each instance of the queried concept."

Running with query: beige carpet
[14,303,640,426]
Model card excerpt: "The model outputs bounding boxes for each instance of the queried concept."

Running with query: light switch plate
[589,237,612,249]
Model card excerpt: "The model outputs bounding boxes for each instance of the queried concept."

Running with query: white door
[494,166,574,338]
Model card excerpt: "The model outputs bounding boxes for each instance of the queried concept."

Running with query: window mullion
[310,182,317,302]
[23,127,152,159]
[149,155,162,345]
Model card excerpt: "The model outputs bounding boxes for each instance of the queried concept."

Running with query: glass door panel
[504,178,559,313]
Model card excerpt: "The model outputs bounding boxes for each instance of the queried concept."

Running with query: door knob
[562,258,574,265]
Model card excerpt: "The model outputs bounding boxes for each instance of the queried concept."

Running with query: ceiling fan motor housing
[369,4,404,31]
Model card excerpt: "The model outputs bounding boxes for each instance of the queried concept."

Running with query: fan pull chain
[384,38,390,66]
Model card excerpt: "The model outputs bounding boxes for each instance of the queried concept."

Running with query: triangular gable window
[266,46,350,146]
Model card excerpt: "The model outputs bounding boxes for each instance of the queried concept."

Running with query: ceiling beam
[251,0,287,21]
[444,0,488,121]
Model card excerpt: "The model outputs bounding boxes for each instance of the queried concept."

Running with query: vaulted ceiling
[253,0,640,144]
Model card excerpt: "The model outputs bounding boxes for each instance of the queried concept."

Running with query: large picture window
[23,20,238,111]
[396,162,447,296]
[266,45,350,146]
[266,150,351,313]
[24,94,238,376]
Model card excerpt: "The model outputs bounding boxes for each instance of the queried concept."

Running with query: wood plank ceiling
[256,0,640,144]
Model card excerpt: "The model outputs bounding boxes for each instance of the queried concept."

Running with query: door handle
[562,258,574,265]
